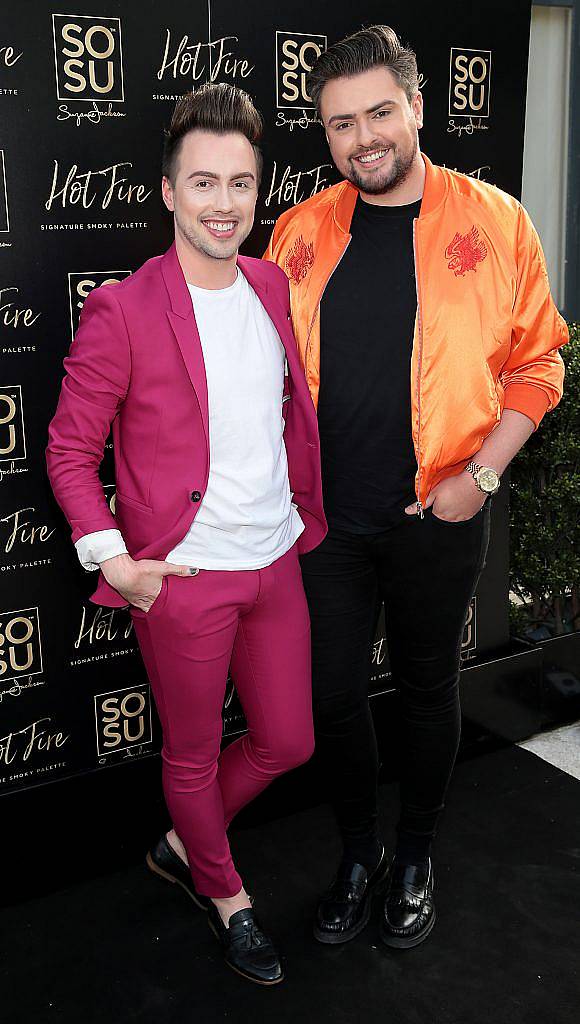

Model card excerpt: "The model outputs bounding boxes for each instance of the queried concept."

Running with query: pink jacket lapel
[161,243,209,448]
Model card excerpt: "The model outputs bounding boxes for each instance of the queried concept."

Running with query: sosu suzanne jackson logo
[275,31,326,131]
[0,150,11,247]
[448,48,491,138]
[51,13,126,125]
[94,684,154,763]
[0,385,27,482]
[0,607,43,684]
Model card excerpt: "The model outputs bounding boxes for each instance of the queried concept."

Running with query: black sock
[394,830,432,867]
[342,835,383,875]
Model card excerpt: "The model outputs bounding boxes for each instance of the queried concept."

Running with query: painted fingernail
[189,567,199,575]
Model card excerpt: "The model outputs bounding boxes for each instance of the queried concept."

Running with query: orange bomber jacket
[264,153,568,511]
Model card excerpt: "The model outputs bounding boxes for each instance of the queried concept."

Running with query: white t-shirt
[164,270,304,570]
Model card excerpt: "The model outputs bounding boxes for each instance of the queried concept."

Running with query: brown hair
[162,82,263,186]
[306,24,419,114]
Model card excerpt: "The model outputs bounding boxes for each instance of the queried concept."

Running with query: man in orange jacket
[265,24,567,949]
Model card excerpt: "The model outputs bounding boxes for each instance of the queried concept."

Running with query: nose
[213,184,235,213]
[354,119,380,151]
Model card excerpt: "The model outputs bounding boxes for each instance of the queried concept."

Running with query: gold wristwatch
[464,461,500,495]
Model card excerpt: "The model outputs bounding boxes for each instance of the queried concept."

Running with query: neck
[174,227,238,289]
[360,151,426,207]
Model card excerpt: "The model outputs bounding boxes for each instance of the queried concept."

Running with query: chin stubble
[348,133,418,196]
[176,213,251,261]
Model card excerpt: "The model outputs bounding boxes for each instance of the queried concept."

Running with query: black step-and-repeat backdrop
[1,1,531,794]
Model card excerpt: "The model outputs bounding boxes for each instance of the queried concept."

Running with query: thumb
[423,492,436,509]
[159,562,198,577]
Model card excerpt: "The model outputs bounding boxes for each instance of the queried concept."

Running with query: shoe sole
[145,851,209,912]
[379,907,437,949]
[207,917,285,985]
[313,856,390,945]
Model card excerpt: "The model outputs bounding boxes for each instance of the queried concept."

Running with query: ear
[412,90,424,130]
[161,175,175,212]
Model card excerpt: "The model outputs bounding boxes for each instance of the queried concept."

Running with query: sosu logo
[0,609,42,680]
[276,32,326,108]
[0,150,9,233]
[95,686,152,754]
[449,49,491,118]
[0,386,25,461]
[68,270,131,336]
[52,15,124,102]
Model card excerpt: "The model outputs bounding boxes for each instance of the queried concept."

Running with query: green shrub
[509,322,580,637]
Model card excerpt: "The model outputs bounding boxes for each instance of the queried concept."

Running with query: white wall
[521,5,571,309]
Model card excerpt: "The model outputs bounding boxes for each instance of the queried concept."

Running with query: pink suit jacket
[46,242,327,608]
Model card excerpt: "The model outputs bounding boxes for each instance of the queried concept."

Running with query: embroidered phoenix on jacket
[445,225,488,277]
[284,235,315,285]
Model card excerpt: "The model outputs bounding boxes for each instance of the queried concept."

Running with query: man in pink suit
[46,83,326,986]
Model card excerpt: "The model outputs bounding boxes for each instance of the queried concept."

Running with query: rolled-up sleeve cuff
[75,529,128,571]
[503,384,551,430]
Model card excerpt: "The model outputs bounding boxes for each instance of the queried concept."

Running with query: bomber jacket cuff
[502,384,551,430]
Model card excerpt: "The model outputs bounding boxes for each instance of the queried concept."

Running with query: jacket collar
[333,152,448,234]
[160,242,268,318]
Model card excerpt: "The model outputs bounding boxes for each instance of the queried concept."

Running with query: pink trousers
[130,542,314,897]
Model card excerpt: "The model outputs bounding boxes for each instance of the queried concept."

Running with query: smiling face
[162,129,258,262]
[320,66,423,196]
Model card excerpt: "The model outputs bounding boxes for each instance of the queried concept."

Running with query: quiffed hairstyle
[162,82,263,185]
[306,24,419,114]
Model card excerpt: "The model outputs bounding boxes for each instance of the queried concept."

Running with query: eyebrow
[326,99,398,126]
[185,170,256,182]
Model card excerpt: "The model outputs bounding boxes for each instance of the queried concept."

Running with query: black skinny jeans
[299,497,492,858]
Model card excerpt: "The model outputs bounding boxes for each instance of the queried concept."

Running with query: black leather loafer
[380,857,436,948]
[207,903,284,985]
[146,834,210,911]
[313,846,389,944]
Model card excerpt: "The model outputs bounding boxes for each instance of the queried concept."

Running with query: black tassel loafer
[207,902,284,985]
[313,845,389,944]
[379,857,436,948]
[146,834,210,911]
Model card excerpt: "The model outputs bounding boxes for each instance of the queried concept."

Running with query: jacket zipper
[305,235,352,376]
[412,218,425,520]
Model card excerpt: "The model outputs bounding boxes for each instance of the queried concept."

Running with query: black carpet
[2,743,578,1024]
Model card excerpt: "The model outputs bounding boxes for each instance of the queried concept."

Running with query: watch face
[478,468,499,492]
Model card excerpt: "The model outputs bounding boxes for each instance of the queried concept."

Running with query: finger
[423,493,436,508]
[158,562,199,577]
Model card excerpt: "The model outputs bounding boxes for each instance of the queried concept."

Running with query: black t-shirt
[317,195,421,533]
